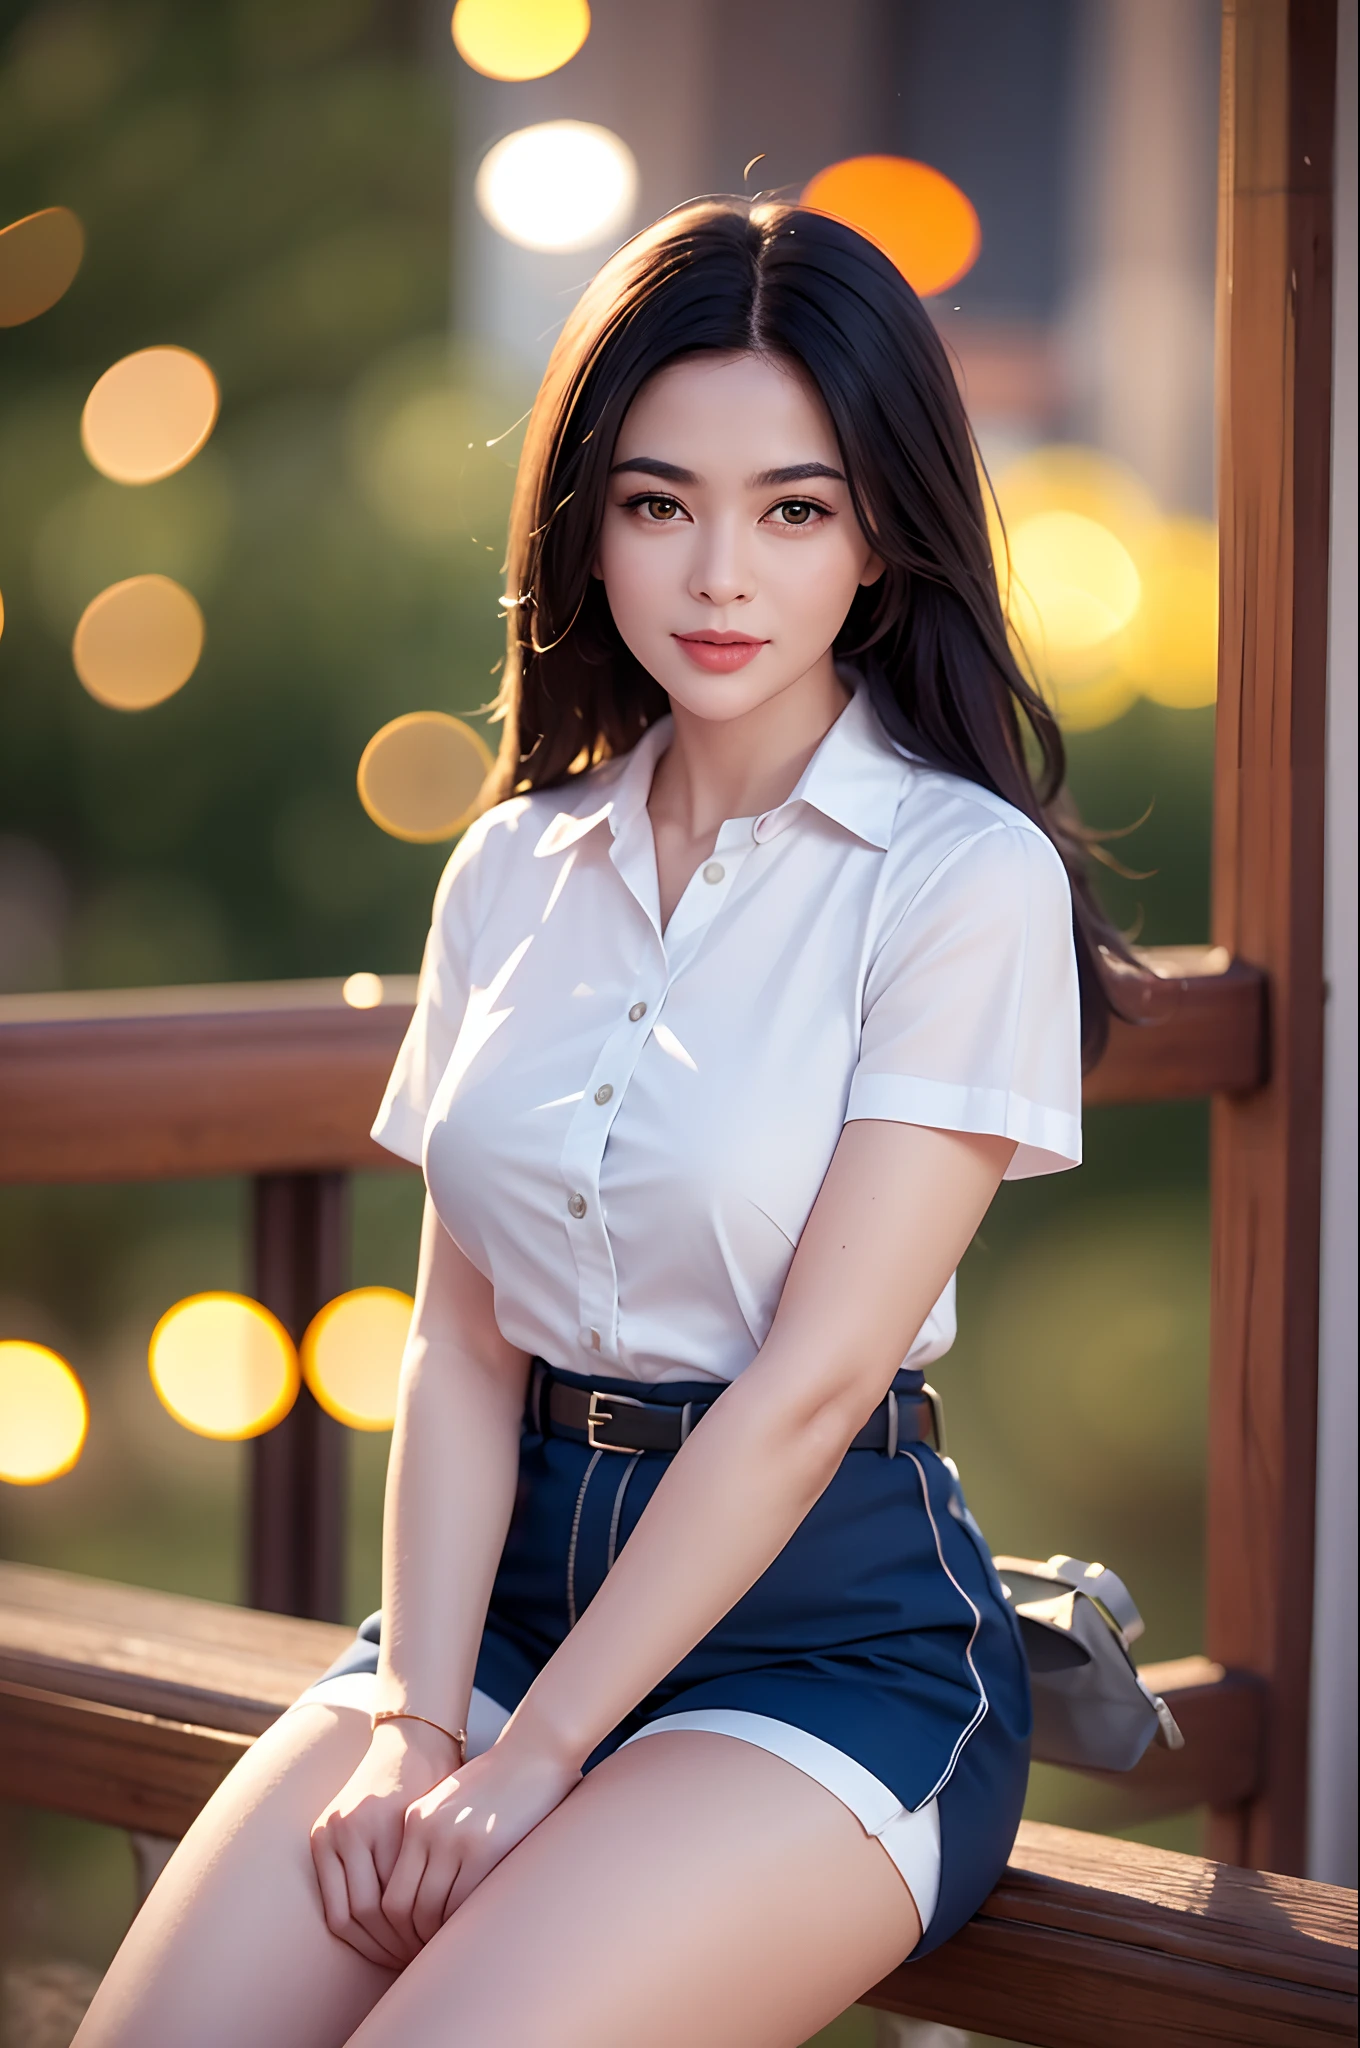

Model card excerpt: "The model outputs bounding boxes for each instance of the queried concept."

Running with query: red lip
[672,630,768,673]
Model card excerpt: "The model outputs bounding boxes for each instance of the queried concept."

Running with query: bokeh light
[0,1342,88,1486]
[346,342,523,549]
[342,971,385,1008]
[0,207,85,326]
[1120,517,1218,709]
[802,157,980,298]
[1008,510,1141,653]
[73,573,205,710]
[357,711,493,842]
[149,1293,299,1441]
[301,1287,413,1431]
[82,346,220,485]
[452,0,589,80]
[475,121,637,253]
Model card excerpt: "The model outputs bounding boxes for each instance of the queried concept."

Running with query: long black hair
[486,197,1131,1063]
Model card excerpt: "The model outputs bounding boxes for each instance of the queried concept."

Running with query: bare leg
[72,1704,394,2048]
[347,1731,923,2048]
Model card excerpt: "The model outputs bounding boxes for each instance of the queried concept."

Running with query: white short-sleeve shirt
[372,685,1082,1386]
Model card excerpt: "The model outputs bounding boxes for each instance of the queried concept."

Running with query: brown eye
[777,501,814,525]
[646,496,680,520]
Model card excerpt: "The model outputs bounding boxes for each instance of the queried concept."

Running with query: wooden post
[1208,0,1336,1872]
[248,1172,349,1621]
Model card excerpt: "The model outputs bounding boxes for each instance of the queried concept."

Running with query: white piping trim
[606,1451,644,1571]
[566,1447,602,1628]
[905,1449,989,1801]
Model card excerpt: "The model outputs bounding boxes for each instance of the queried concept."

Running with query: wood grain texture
[1207,0,1335,1873]
[0,948,1266,1187]
[867,1820,1357,2048]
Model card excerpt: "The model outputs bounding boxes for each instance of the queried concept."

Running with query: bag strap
[1045,1555,1145,1647]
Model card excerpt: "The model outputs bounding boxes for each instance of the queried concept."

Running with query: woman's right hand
[309,1717,461,1967]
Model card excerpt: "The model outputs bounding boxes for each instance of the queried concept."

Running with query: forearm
[371,1198,530,1734]
[372,1336,525,1730]
[505,1350,851,1765]
[503,1120,1014,1770]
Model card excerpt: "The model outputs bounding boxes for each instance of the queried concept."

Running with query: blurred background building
[1,2,1351,2039]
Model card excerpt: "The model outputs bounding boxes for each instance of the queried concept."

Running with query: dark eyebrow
[609,457,697,484]
[750,461,846,487]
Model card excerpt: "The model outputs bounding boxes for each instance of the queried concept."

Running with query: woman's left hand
[380,1732,581,1950]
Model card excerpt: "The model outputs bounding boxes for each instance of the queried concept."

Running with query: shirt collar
[533,684,905,861]
[756,684,906,851]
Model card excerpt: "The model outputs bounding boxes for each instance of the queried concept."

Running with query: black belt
[534,1366,944,1458]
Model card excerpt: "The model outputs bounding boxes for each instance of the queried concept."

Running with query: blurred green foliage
[0,0,1217,1993]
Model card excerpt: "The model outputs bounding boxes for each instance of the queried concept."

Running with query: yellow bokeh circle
[73,573,205,710]
[452,0,590,81]
[149,1293,299,1441]
[0,1341,88,1485]
[82,346,220,486]
[1120,517,1218,709]
[342,971,385,1009]
[0,207,85,327]
[802,157,980,299]
[1008,510,1142,655]
[301,1288,413,1432]
[358,711,493,842]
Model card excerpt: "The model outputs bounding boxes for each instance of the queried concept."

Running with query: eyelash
[623,494,832,528]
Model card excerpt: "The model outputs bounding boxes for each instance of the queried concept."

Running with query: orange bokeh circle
[801,157,980,299]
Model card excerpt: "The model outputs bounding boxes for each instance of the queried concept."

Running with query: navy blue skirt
[314,1363,1030,1958]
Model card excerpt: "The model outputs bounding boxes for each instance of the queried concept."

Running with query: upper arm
[406,1197,529,1392]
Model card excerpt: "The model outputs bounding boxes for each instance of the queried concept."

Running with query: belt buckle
[586,1387,643,1453]
[923,1382,947,1455]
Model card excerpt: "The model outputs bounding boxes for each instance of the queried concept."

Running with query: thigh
[347,1730,921,2048]
[73,1702,394,2048]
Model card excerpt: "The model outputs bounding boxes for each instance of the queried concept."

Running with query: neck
[651,653,850,840]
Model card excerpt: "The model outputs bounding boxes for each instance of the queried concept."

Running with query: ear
[859,552,886,588]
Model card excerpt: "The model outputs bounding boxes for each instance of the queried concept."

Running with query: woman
[78,199,1123,2048]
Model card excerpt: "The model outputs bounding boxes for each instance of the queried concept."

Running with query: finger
[337,1840,411,1965]
[411,1842,462,1945]
[379,1830,428,1951]
[311,1832,401,1969]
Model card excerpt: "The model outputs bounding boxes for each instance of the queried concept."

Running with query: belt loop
[885,1388,899,1460]
[678,1401,694,1445]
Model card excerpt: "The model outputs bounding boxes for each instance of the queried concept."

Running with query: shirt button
[567,1192,587,1219]
[703,862,725,884]
[594,1084,614,1105]
[629,1001,647,1022]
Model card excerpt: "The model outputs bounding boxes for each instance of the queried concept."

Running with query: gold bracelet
[370,1708,467,1758]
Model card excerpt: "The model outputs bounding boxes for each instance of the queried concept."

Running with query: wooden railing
[0,943,1273,1827]
[1,1562,1352,2048]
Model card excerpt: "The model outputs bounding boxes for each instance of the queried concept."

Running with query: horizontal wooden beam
[1069,1656,1267,1823]
[0,947,1267,1186]
[0,1565,1352,2044]
[869,1818,1357,2048]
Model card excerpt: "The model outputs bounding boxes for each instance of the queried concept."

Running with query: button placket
[558,975,669,1362]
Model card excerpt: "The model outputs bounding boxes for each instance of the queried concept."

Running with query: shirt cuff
[844,1072,1082,1179]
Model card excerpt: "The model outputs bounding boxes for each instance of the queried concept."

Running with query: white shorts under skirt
[288,1670,942,1934]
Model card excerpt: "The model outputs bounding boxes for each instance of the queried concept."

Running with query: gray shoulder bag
[991,1552,1186,1772]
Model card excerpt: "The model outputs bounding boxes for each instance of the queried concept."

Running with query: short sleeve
[845,823,1082,1179]
[369,818,488,1165]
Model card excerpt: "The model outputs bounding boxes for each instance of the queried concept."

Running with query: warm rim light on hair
[82,346,220,485]
[73,574,205,710]
[0,207,85,327]
[0,1341,88,1485]
[475,121,637,253]
[452,0,589,80]
[301,1288,413,1431]
[357,711,493,842]
[801,157,980,298]
[149,1293,299,1441]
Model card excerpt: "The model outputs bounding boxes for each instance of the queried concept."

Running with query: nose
[688,513,753,609]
